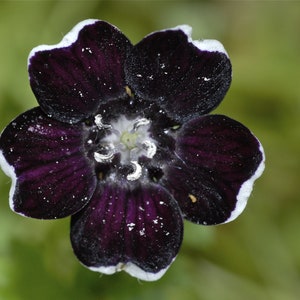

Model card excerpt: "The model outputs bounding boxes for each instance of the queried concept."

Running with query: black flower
[0,20,265,281]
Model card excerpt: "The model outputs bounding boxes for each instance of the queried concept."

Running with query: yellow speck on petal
[98,172,103,180]
[125,85,133,97]
[188,194,197,203]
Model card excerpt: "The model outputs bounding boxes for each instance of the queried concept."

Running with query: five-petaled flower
[0,20,265,281]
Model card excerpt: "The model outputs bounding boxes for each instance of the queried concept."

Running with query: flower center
[120,131,139,150]
[93,114,157,181]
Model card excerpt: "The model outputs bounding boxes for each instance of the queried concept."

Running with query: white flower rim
[0,150,19,214]
[225,141,265,223]
[155,24,229,57]
[88,258,175,281]
[28,19,100,66]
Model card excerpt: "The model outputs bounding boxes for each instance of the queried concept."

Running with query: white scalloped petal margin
[225,142,265,224]
[89,258,175,281]
[156,24,229,58]
[176,25,229,57]
[27,19,100,66]
[0,150,20,215]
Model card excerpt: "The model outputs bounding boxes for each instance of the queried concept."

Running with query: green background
[0,1,299,299]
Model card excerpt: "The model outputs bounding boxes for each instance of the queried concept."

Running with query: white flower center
[93,114,157,181]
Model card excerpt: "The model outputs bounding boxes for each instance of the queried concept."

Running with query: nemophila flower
[0,19,265,281]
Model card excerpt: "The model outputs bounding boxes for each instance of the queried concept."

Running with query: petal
[163,165,236,225]
[70,183,183,281]
[162,115,265,225]
[125,25,231,122]
[0,108,97,219]
[29,19,132,124]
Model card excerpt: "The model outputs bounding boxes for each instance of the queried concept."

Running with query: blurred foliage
[0,1,299,299]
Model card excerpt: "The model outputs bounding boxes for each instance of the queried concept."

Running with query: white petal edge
[0,150,20,215]
[151,24,229,57]
[88,258,175,281]
[27,19,99,66]
[225,142,265,224]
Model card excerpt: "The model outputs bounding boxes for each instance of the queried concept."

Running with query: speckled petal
[162,115,265,225]
[70,183,183,281]
[125,25,231,122]
[0,108,97,219]
[29,19,132,124]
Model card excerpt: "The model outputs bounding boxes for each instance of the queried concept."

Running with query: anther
[127,161,142,181]
[94,151,114,163]
[94,114,111,130]
[143,140,157,158]
[132,118,150,131]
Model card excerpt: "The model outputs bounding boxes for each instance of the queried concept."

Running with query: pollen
[188,194,197,203]
[125,85,133,97]
[172,124,181,131]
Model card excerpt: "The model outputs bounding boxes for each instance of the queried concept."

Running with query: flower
[0,19,265,281]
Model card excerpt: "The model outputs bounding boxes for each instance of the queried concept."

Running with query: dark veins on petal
[29,20,133,124]
[125,28,232,122]
[162,115,263,225]
[0,107,97,219]
[70,183,183,274]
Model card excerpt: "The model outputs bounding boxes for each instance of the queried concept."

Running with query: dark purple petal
[0,107,97,219]
[162,115,265,225]
[163,165,235,225]
[125,26,231,122]
[29,20,132,124]
[70,182,183,281]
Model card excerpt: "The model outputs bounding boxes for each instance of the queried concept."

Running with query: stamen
[94,151,114,163]
[127,161,142,181]
[92,115,157,181]
[133,118,150,131]
[143,140,157,158]
[94,114,111,130]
